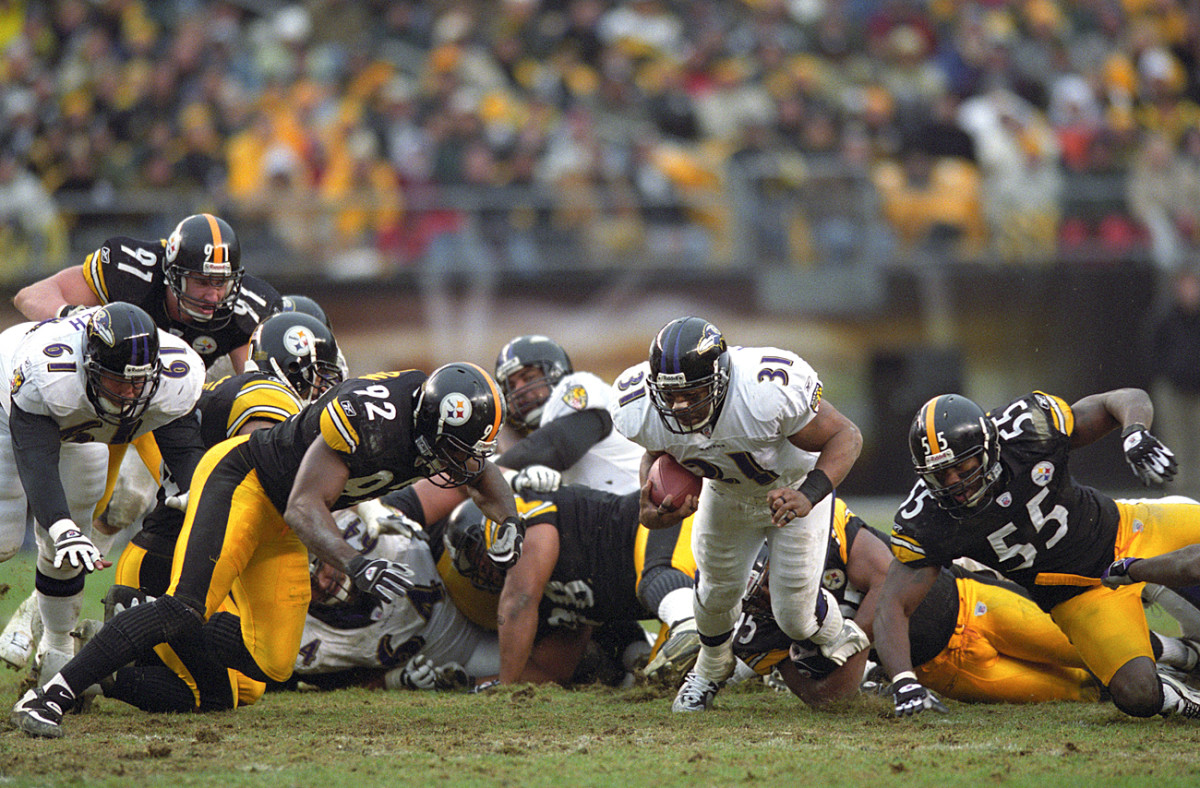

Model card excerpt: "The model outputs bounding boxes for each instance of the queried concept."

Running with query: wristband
[796,469,833,505]
[48,518,80,541]
[1121,423,1147,438]
[891,670,917,684]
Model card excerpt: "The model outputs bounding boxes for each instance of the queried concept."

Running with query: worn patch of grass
[3,553,1200,787]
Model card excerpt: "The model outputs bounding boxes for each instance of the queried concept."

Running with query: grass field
[3,540,1200,787]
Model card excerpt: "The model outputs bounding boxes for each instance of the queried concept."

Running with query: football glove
[511,465,562,495]
[487,517,524,570]
[164,491,189,512]
[48,519,101,571]
[56,304,89,319]
[890,673,949,717]
[1122,425,1178,486]
[818,619,871,666]
[391,655,471,691]
[353,498,410,540]
[1101,557,1143,588]
[347,555,414,603]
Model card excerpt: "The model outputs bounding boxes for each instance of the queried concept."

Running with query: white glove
[511,465,562,495]
[818,619,871,666]
[164,491,189,512]
[48,519,101,571]
[391,654,438,690]
[354,498,394,540]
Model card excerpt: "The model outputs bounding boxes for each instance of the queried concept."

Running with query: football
[648,454,703,511]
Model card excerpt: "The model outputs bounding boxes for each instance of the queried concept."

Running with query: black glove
[347,555,414,602]
[890,673,949,717]
[1122,424,1178,486]
[788,641,840,680]
[487,517,524,570]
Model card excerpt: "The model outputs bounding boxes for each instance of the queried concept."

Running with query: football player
[84,311,344,715]
[11,363,519,737]
[0,303,205,688]
[295,505,499,690]
[492,335,642,496]
[734,499,1112,706]
[442,485,697,687]
[876,390,1200,721]
[6,214,283,644]
[13,213,279,371]
[610,316,867,712]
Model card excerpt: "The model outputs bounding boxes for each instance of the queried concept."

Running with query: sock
[693,632,734,682]
[657,587,695,628]
[1156,635,1199,671]
[37,590,83,654]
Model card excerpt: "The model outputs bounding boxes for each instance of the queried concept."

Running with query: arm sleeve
[152,410,206,493]
[496,408,613,471]
[9,403,70,529]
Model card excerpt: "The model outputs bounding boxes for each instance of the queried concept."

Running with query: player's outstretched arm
[13,266,99,321]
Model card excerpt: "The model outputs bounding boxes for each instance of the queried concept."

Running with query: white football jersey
[295,510,498,677]
[610,346,822,499]
[0,310,204,443]
[539,371,642,494]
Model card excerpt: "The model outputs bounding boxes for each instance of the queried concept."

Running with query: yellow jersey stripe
[83,249,108,301]
[1035,391,1073,436]
[320,400,359,453]
[228,405,295,437]
[889,533,926,563]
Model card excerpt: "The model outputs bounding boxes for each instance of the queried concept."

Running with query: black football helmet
[248,312,343,405]
[162,213,243,326]
[909,394,1003,516]
[279,294,331,330]
[83,302,162,425]
[648,316,730,434]
[494,335,573,432]
[412,362,505,488]
[443,500,506,593]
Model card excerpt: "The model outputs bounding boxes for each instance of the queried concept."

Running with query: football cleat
[1160,671,1200,719]
[644,618,701,685]
[0,594,38,670]
[672,671,722,713]
[11,681,75,738]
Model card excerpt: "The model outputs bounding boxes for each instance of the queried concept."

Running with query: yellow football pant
[1050,498,1200,685]
[917,577,1101,703]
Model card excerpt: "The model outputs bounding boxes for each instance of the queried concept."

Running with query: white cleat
[0,594,38,670]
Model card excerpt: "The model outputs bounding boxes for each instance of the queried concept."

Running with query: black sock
[107,665,197,713]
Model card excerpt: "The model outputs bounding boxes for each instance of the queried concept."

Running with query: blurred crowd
[4,0,1200,280]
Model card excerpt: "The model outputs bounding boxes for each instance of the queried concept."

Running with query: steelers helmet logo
[165,228,182,262]
[283,326,314,356]
[440,393,472,426]
[192,335,218,355]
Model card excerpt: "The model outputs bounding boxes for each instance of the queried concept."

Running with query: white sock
[693,639,734,683]
[657,587,695,628]
[37,591,82,654]
[1158,636,1199,671]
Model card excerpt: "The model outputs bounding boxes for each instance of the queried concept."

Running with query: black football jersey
[83,236,281,366]
[518,486,645,630]
[197,371,302,448]
[247,371,429,512]
[890,392,1121,610]
[731,502,960,672]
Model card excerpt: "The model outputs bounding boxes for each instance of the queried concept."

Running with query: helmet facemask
[494,336,572,432]
[444,502,506,592]
[309,553,358,607]
[649,363,728,434]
